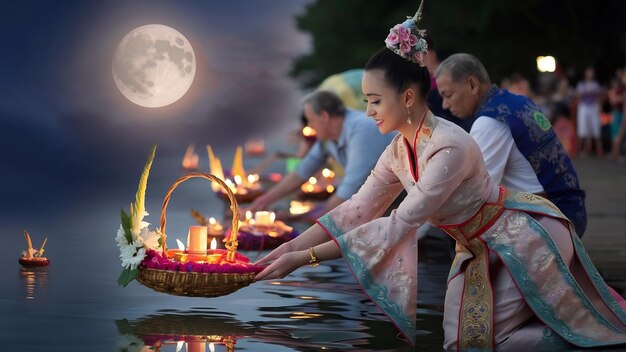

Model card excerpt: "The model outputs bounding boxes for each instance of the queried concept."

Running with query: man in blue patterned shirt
[435,53,587,236]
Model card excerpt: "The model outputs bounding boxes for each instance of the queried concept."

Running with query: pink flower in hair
[408,34,418,46]
[398,27,411,42]
[385,32,399,46]
[400,42,411,54]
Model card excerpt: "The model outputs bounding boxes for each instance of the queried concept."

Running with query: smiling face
[362,69,408,134]
[435,71,481,119]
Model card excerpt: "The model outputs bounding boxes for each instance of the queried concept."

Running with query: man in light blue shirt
[248,90,395,213]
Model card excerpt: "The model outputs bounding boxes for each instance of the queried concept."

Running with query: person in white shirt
[435,53,587,236]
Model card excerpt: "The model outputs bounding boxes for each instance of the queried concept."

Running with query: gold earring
[406,107,412,124]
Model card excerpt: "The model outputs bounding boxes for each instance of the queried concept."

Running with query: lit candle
[188,226,207,255]
[289,200,314,215]
[254,211,275,226]
[206,238,222,263]
[207,217,224,236]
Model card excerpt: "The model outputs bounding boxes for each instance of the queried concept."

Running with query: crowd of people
[500,66,626,160]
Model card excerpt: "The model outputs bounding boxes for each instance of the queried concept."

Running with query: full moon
[112,24,196,108]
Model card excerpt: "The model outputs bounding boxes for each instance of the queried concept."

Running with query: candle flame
[326,185,335,193]
[289,200,314,215]
[322,168,335,178]
[247,173,259,184]
[234,174,242,185]
[308,177,317,185]
[210,237,217,250]
[209,217,216,225]
[270,211,276,224]
[176,239,185,250]
[245,211,252,221]
[301,184,316,193]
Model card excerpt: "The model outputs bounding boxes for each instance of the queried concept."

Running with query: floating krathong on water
[182,144,200,171]
[19,230,49,267]
[207,145,263,203]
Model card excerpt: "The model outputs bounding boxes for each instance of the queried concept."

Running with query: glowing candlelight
[326,185,335,193]
[289,200,314,215]
[209,342,215,352]
[234,174,242,185]
[210,237,217,250]
[321,168,335,179]
[245,211,253,222]
[308,176,317,185]
[224,179,238,194]
[176,239,185,250]
[207,217,224,236]
[247,174,255,185]
[254,211,275,226]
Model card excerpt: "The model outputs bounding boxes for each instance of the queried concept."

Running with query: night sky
[0,1,311,226]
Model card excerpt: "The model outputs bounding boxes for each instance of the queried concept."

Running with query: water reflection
[116,308,419,352]
[116,313,249,352]
[18,267,49,300]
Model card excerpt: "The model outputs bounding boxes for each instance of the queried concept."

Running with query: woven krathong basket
[137,172,257,297]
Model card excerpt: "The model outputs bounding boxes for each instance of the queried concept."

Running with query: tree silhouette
[292,0,626,87]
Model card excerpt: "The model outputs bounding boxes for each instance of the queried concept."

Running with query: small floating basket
[215,187,264,204]
[18,257,49,267]
[136,173,260,297]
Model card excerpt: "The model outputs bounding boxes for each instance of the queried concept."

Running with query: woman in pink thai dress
[254,5,626,350]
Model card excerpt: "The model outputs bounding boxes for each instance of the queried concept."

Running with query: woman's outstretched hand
[254,242,292,267]
[254,247,309,281]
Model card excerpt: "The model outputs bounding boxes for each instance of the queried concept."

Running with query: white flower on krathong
[139,227,159,250]
[120,244,146,270]
[116,334,145,352]
[131,210,150,237]
[115,225,128,246]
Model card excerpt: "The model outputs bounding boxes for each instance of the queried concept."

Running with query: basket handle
[159,172,240,262]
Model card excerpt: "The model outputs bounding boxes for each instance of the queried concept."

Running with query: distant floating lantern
[208,144,264,203]
[224,210,298,250]
[181,144,199,172]
[19,230,49,267]
[298,172,336,200]
[244,138,265,156]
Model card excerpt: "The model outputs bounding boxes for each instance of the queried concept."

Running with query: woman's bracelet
[308,247,320,267]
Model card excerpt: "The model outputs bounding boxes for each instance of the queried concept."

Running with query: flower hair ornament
[384,0,428,66]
